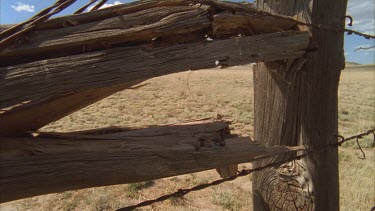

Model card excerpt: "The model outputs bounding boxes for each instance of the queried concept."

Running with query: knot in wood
[259,161,314,211]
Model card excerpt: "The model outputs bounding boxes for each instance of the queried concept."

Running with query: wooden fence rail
[0,120,304,202]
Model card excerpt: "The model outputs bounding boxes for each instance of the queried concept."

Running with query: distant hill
[344,64,374,71]
[346,62,361,66]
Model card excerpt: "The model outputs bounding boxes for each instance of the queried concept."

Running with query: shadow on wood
[0,120,304,203]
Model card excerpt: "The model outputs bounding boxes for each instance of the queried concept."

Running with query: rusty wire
[116,129,375,211]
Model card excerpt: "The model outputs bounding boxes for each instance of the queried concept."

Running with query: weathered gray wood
[0,0,309,137]
[0,120,305,203]
[252,1,314,210]
[0,31,310,110]
[0,1,303,66]
[299,0,347,210]
[35,0,192,30]
[212,10,296,37]
[32,0,294,32]
[0,6,210,60]
[252,0,346,210]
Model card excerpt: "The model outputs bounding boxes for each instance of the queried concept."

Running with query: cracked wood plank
[0,6,211,62]
[0,31,310,110]
[0,120,305,203]
[0,0,301,66]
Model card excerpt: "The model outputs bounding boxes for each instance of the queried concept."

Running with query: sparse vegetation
[126,181,155,198]
[339,149,375,211]
[0,65,373,210]
[212,192,242,211]
[128,181,155,193]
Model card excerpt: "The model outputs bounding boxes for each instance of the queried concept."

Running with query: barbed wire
[289,15,375,40]
[354,45,375,52]
[116,129,375,211]
[344,29,375,39]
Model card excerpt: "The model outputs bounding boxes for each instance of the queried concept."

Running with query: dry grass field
[1,64,374,211]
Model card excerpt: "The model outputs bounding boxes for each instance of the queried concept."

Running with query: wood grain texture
[252,1,314,211]
[0,120,304,203]
[32,0,295,32]
[299,0,347,210]
[0,6,210,60]
[0,0,302,65]
[212,11,297,37]
[252,0,346,210]
[35,0,192,30]
[0,31,309,110]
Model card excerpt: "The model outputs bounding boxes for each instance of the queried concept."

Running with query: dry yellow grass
[1,65,374,211]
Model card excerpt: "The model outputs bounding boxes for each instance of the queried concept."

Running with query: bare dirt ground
[1,64,374,211]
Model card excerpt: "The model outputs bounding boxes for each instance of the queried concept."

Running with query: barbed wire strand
[116,129,375,211]
[291,15,375,40]
[354,45,375,52]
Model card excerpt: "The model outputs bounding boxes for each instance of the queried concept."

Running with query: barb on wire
[116,129,375,211]
[341,15,374,39]
[343,15,353,26]
[286,14,375,40]
[337,129,375,145]
[344,29,375,39]
[356,137,366,159]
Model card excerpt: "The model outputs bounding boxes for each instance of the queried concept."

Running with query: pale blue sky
[1,0,374,64]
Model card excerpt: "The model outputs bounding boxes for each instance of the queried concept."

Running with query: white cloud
[11,2,35,13]
[346,0,375,35]
[87,1,123,11]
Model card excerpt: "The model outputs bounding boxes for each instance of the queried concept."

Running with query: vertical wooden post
[253,0,348,210]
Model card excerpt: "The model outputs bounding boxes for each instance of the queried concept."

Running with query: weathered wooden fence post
[253,0,348,210]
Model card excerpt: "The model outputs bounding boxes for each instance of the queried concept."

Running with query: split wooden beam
[0,0,300,65]
[0,31,309,110]
[0,120,304,203]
